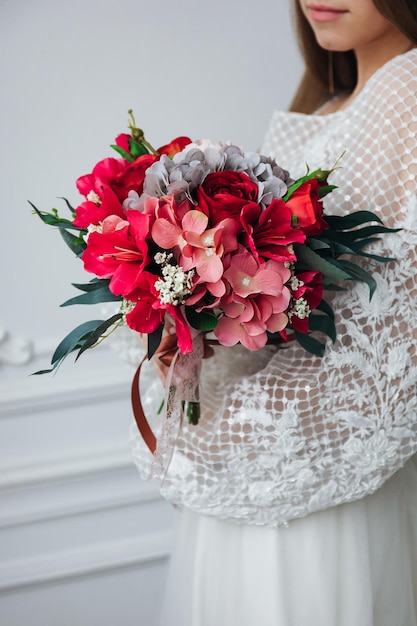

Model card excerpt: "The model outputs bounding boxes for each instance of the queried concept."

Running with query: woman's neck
[320,36,415,115]
[353,34,415,98]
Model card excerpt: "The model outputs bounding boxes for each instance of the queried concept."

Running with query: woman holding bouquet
[129,1,417,624]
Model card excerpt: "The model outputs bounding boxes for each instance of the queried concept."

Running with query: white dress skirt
[159,455,417,626]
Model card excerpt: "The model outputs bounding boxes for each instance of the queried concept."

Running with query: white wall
[0,1,302,624]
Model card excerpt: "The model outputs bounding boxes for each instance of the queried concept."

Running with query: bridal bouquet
[33,112,395,434]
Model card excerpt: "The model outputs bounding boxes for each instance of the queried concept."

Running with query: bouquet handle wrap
[131,332,204,474]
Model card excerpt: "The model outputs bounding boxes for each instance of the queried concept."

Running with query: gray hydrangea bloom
[139,141,292,209]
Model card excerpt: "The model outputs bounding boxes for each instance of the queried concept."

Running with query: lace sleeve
[130,51,417,527]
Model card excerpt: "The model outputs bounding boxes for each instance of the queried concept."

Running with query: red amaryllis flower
[76,158,128,199]
[197,170,259,224]
[285,179,329,236]
[73,186,125,228]
[241,198,306,262]
[124,271,166,334]
[82,211,150,296]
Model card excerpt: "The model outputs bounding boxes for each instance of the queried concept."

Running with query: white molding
[0,354,133,418]
[0,440,161,530]
[0,327,33,366]
[0,531,173,593]
[0,443,133,491]
[0,485,159,531]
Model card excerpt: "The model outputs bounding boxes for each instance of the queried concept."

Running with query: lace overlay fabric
[129,50,417,527]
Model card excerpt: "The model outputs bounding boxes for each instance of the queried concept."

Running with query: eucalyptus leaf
[338,260,377,299]
[294,243,352,281]
[59,228,86,256]
[308,314,337,343]
[51,319,106,365]
[71,279,111,293]
[75,313,123,360]
[305,238,331,251]
[341,225,400,241]
[294,331,326,357]
[57,197,76,214]
[61,288,122,307]
[324,211,384,229]
[30,201,83,229]
[316,299,335,320]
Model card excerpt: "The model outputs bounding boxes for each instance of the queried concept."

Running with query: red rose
[115,133,131,153]
[285,179,328,236]
[107,153,158,202]
[76,153,157,203]
[197,170,259,224]
[157,136,192,158]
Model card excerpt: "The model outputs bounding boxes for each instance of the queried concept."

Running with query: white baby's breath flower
[289,276,305,291]
[290,297,311,320]
[154,255,195,306]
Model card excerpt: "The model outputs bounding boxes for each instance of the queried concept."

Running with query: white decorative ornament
[0,326,33,366]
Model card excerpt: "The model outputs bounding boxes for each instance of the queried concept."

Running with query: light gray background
[0,1,303,624]
[2,0,302,340]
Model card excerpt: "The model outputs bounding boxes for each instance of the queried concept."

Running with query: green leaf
[185,307,218,331]
[342,225,400,242]
[186,401,201,425]
[338,260,377,299]
[71,279,111,293]
[294,243,352,281]
[308,313,337,343]
[61,288,122,307]
[318,184,337,198]
[293,331,326,357]
[305,238,331,251]
[148,325,164,360]
[110,144,135,162]
[30,201,81,229]
[75,313,123,360]
[128,138,150,158]
[59,228,86,256]
[316,299,335,320]
[324,210,384,229]
[57,197,76,214]
[51,319,106,366]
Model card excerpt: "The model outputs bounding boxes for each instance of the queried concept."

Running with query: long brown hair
[290,0,417,114]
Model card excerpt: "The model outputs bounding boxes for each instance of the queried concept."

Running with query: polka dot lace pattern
[128,50,417,527]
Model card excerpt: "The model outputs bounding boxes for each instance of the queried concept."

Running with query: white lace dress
[128,49,417,625]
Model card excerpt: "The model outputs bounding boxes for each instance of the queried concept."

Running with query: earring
[328,51,335,96]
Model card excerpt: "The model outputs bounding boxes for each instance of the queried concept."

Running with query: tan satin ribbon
[131,333,180,455]
[131,333,294,454]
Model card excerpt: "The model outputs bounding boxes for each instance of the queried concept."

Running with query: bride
[128,1,417,623]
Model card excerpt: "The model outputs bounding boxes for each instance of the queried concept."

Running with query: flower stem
[187,401,201,425]
[127,109,159,156]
